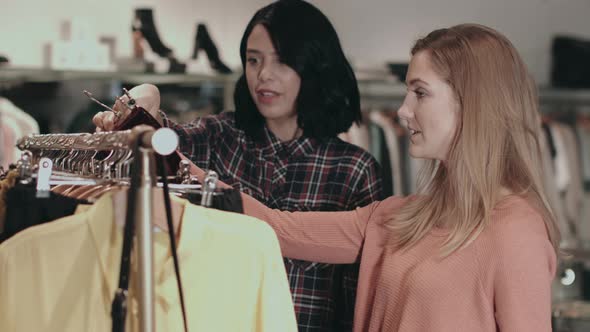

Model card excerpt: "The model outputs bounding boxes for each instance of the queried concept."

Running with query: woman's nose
[398,100,412,120]
[258,62,274,82]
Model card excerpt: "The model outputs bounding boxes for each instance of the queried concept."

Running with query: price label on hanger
[36,158,53,198]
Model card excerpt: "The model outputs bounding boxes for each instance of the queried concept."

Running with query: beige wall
[1,0,590,84]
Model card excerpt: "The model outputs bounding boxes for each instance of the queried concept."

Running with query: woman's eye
[247,57,259,65]
[414,89,426,99]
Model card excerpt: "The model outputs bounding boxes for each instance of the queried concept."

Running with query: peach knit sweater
[242,194,556,332]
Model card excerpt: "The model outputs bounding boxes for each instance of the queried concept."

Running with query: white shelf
[2,67,590,109]
[0,66,239,85]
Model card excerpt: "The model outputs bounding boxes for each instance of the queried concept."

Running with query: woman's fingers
[92,111,118,132]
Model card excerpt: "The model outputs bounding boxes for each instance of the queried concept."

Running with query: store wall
[1,0,590,85]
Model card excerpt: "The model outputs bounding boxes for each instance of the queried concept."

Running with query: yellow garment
[0,191,296,332]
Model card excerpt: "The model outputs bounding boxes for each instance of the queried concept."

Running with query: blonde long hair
[388,24,561,257]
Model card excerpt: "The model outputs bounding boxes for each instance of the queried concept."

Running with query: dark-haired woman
[93,1,383,330]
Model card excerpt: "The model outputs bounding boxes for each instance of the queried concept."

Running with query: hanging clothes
[577,122,590,189]
[542,123,557,160]
[184,187,244,213]
[0,114,22,168]
[0,114,4,168]
[549,122,571,193]
[0,97,39,167]
[368,122,383,165]
[576,121,590,243]
[0,170,18,234]
[0,98,39,136]
[557,123,584,236]
[364,116,390,195]
[344,119,371,152]
[0,182,88,243]
[0,191,297,332]
[540,125,573,246]
[370,112,403,196]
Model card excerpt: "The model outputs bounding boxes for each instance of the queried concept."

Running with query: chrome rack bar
[16,129,137,151]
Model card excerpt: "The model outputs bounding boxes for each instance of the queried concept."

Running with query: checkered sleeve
[349,156,385,208]
[159,111,230,170]
[337,155,384,331]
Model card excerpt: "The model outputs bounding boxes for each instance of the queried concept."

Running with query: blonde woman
[238,24,560,332]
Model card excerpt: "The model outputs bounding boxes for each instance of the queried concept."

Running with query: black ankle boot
[168,56,186,74]
[133,8,173,58]
[191,26,200,60]
[192,23,232,74]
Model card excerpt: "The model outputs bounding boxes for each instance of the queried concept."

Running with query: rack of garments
[339,108,426,197]
[534,110,590,313]
[537,91,590,244]
[540,111,590,248]
[0,128,297,332]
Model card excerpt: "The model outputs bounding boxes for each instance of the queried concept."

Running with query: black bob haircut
[234,0,362,140]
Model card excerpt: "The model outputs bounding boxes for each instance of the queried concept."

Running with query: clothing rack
[17,129,142,151]
[16,128,181,180]
[17,127,179,332]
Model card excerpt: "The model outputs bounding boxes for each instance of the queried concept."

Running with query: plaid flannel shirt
[163,111,384,331]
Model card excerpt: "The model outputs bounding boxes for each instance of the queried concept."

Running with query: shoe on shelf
[131,8,186,74]
[132,8,173,58]
[191,23,232,74]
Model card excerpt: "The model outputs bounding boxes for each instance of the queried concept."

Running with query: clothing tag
[201,170,218,207]
[36,158,53,198]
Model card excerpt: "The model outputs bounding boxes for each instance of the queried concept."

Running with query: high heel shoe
[132,8,172,58]
[132,8,186,73]
[191,23,232,74]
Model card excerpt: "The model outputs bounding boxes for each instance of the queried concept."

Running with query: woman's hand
[92,98,133,132]
[92,83,164,132]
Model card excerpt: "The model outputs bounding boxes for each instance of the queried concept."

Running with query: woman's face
[398,51,460,161]
[245,24,301,126]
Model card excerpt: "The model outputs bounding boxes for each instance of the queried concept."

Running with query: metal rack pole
[135,144,156,332]
[133,127,178,332]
